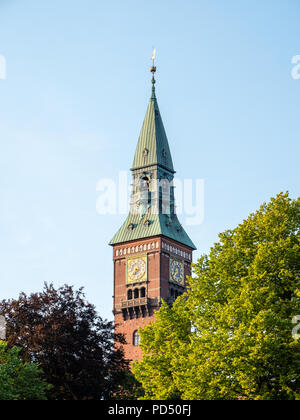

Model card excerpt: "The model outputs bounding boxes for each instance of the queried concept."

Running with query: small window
[133,330,141,346]
[134,288,139,299]
[127,223,135,231]
[127,290,133,300]
[140,177,150,192]
[140,287,146,298]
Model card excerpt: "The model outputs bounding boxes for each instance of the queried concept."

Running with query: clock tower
[109,64,196,362]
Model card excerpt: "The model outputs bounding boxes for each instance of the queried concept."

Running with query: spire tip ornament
[150,48,157,73]
[150,48,157,94]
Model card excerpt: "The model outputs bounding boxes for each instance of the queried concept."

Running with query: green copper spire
[131,67,174,173]
[109,61,196,250]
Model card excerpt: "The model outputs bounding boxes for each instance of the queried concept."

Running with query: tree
[0,284,129,400]
[114,370,145,400]
[0,341,49,400]
[133,193,300,400]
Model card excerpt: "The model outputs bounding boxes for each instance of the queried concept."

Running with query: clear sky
[0,0,299,321]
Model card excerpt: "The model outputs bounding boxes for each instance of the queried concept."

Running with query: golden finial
[150,48,156,74]
[150,48,157,94]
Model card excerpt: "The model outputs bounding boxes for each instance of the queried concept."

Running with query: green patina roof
[109,211,196,250]
[109,82,196,250]
[131,87,174,172]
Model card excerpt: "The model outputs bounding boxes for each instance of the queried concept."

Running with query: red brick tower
[109,64,196,362]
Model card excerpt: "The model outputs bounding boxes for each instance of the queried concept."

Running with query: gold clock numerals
[170,258,184,286]
[127,257,147,283]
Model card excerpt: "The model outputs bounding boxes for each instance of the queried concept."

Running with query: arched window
[127,290,133,300]
[140,287,146,298]
[140,176,150,192]
[139,176,151,208]
[134,288,139,299]
[133,330,140,346]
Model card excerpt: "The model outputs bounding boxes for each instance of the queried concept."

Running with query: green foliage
[133,298,190,400]
[113,370,145,400]
[0,341,49,400]
[133,193,300,400]
[0,284,129,400]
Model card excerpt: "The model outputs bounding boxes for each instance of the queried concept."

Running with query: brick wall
[113,236,193,363]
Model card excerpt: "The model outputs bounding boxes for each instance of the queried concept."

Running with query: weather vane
[150,48,157,86]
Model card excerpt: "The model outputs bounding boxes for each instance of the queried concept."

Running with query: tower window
[127,290,133,300]
[140,287,146,298]
[127,223,135,231]
[134,288,139,299]
[133,330,141,346]
[140,176,150,192]
[139,176,151,209]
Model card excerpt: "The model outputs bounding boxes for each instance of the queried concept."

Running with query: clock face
[127,257,147,283]
[170,258,184,285]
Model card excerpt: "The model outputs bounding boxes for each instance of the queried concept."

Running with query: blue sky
[0,0,299,321]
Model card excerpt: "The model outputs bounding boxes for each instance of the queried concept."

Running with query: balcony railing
[121,297,148,308]
[120,297,160,309]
